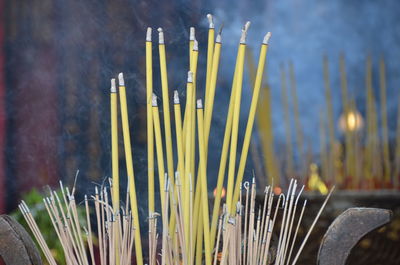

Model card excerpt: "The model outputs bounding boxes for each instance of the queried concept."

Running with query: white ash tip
[240,21,251,44]
[95,186,98,194]
[244,21,251,32]
[84,194,88,200]
[151,93,157,107]
[146,27,152,41]
[152,93,158,107]
[216,34,222,43]
[207,14,214,29]
[187,71,193,83]
[158,28,164,44]
[190,27,195,41]
[173,90,180,104]
[263,32,272,44]
[118,73,125,86]
[193,39,198,51]
[111,79,116,93]
[197,99,203,108]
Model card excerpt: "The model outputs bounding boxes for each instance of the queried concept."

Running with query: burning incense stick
[146,27,155,215]
[110,79,119,212]
[226,21,250,215]
[118,73,143,265]
[232,32,271,211]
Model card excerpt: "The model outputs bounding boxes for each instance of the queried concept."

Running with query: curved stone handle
[317,208,392,265]
[0,215,43,265]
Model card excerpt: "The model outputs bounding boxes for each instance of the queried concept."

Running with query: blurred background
[0,0,400,264]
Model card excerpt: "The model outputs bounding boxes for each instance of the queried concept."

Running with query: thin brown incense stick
[94,187,104,265]
[84,195,95,265]
[213,216,223,265]
[286,200,307,265]
[291,186,335,265]
[282,185,304,265]
[161,174,170,265]
[242,181,250,265]
[246,178,256,265]
[379,57,391,186]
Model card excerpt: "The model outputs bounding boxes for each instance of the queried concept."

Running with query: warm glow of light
[213,187,226,198]
[273,186,282,195]
[339,110,363,132]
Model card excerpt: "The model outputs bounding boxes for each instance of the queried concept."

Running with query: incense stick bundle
[19,14,336,265]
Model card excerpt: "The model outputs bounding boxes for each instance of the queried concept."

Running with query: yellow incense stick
[158,28,178,233]
[183,72,194,252]
[226,22,250,215]
[339,54,351,184]
[152,94,166,210]
[323,56,336,184]
[258,84,280,186]
[174,91,185,186]
[210,49,239,250]
[183,27,195,150]
[157,28,175,186]
[379,57,390,185]
[204,34,222,129]
[110,79,119,211]
[197,99,212,265]
[190,42,202,247]
[231,33,271,212]
[110,79,120,264]
[365,56,374,184]
[146,28,155,214]
[205,14,215,103]
[191,34,222,256]
[281,66,294,180]
[117,73,143,265]
[319,110,328,185]
[289,62,305,177]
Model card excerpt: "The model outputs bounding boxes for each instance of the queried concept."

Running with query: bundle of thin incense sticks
[19,14,334,265]
[253,52,399,191]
